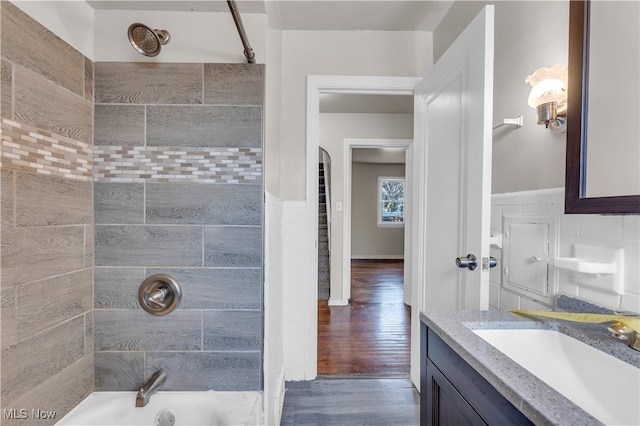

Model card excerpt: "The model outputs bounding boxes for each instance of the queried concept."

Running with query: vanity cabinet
[421,323,533,426]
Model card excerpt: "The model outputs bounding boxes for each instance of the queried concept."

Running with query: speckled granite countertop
[420,297,640,426]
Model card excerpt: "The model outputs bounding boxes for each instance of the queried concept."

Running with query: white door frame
[306,76,421,381]
[342,138,413,306]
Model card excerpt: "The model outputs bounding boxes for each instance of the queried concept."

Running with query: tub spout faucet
[136,370,167,407]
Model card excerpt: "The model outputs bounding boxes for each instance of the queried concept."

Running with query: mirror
[565,0,640,214]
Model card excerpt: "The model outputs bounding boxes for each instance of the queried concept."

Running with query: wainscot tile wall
[93,62,264,392]
[1,2,94,424]
[490,188,640,313]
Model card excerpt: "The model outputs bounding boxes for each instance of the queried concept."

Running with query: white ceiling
[86,1,453,32]
[86,1,267,13]
[320,94,413,114]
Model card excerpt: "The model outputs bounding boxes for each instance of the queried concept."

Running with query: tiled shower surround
[1,2,264,423]
[1,2,94,423]
[93,62,264,391]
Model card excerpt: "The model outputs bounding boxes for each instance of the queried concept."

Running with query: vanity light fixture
[525,64,568,133]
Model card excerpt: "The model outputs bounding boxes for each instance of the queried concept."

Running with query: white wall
[490,189,640,314]
[263,192,285,425]
[435,1,639,315]
[351,162,405,258]
[262,4,284,423]
[319,113,413,303]
[280,30,432,200]
[93,9,267,63]
[11,0,95,58]
[435,1,569,193]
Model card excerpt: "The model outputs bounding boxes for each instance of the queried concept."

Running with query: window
[378,177,405,227]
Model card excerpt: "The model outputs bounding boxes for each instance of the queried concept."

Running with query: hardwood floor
[317,259,410,376]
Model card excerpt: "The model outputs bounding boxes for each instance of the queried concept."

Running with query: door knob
[456,254,478,270]
[485,256,498,268]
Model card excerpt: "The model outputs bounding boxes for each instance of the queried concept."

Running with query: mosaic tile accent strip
[1,117,92,181]
[93,146,262,184]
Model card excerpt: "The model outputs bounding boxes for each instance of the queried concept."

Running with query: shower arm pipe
[227,0,256,64]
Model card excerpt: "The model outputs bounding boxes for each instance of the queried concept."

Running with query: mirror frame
[565,0,640,214]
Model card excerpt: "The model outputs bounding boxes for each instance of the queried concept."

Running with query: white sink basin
[473,329,640,426]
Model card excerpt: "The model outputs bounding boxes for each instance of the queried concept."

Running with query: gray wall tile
[204,63,264,105]
[94,351,145,391]
[16,269,92,340]
[94,182,144,224]
[1,58,12,117]
[1,171,14,226]
[94,62,202,104]
[0,2,85,97]
[14,67,92,144]
[84,57,93,102]
[204,310,262,351]
[146,105,262,147]
[204,226,262,267]
[1,288,17,349]
[15,172,92,226]
[95,267,145,309]
[94,105,145,146]
[2,356,94,426]
[91,58,265,394]
[146,268,262,309]
[95,225,203,267]
[2,225,85,287]
[85,224,94,268]
[85,311,94,358]
[1,316,85,402]
[94,309,202,351]
[146,183,262,225]
[1,3,94,416]
[146,351,261,391]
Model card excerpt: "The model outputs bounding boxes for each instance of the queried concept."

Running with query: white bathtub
[55,391,262,426]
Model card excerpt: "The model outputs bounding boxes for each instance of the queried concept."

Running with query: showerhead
[127,23,171,57]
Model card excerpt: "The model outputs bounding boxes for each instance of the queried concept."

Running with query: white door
[414,6,494,314]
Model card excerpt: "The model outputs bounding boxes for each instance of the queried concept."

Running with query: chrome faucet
[136,370,167,407]
[608,321,640,352]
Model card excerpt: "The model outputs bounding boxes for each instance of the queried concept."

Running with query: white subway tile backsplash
[491,206,502,232]
[522,203,549,216]
[577,215,623,241]
[489,282,500,308]
[499,289,520,311]
[492,188,639,311]
[578,286,621,310]
[559,215,580,238]
[547,202,565,215]
[501,205,523,216]
[520,297,551,311]
[624,243,640,294]
[623,216,640,242]
[620,293,640,314]
[557,271,581,295]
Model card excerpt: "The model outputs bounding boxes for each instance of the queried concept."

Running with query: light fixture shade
[525,64,568,111]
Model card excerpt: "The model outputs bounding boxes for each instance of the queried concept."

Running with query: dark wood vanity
[421,323,532,426]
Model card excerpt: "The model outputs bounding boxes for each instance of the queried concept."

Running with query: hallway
[317,259,410,376]
[282,261,416,425]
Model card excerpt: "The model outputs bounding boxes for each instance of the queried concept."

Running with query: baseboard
[273,366,286,426]
[328,298,349,306]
